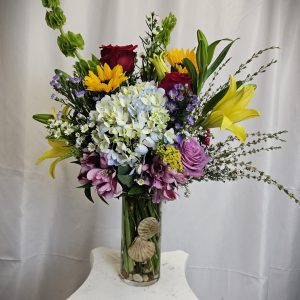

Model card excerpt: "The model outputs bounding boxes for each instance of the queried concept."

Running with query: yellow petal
[97,65,105,82]
[220,114,233,130]
[51,107,57,120]
[49,157,64,178]
[214,75,237,110]
[202,110,224,128]
[227,124,247,142]
[103,63,112,79]
[228,108,260,124]
[62,105,69,117]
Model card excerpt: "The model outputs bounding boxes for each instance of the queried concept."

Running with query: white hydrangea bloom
[89,81,174,166]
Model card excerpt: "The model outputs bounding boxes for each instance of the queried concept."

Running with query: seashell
[133,274,143,282]
[137,217,160,240]
[128,237,156,262]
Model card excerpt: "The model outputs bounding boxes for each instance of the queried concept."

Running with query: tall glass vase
[120,194,161,286]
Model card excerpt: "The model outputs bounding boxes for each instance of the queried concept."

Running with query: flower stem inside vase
[120,194,161,286]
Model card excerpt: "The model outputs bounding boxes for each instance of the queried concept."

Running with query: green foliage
[118,165,131,175]
[140,12,177,81]
[57,31,84,57]
[32,114,53,124]
[204,39,238,81]
[74,55,99,77]
[45,7,66,30]
[128,185,145,195]
[117,174,134,188]
[182,30,235,95]
[42,0,60,8]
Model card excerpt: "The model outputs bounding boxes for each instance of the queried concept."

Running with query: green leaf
[74,59,89,77]
[182,58,198,94]
[117,174,134,188]
[118,165,131,175]
[202,86,229,116]
[84,187,94,203]
[128,185,145,196]
[207,38,232,65]
[77,183,93,189]
[32,114,53,124]
[205,38,239,81]
[197,30,208,49]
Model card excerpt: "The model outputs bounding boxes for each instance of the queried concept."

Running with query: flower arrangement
[34,1,298,286]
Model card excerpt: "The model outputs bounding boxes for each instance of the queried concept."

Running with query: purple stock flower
[168,89,178,99]
[75,90,85,98]
[191,95,199,105]
[186,104,194,112]
[52,73,60,81]
[69,77,82,84]
[175,122,182,129]
[179,138,210,177]
[176,94,184,101]
[51,93,56,100]
[185,115,195,125]
[57,111,62,119]
[174,83,184,90]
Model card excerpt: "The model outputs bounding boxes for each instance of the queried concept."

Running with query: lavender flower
[176,94,184,101]
[75,90,85,98]
[174,83,184,90]
[51,93,56,100]
[186,104,194,112]
[185,115,195,125]
[52,74,60,81]
[168,89,178,99]
[69,77,82,84]
[191,95,199,105]
[175,122,182,129]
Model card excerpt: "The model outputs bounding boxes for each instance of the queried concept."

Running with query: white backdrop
[0,0,300,299]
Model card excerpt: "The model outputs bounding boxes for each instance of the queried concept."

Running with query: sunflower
[84,63,128,93]
[166,48,198,73]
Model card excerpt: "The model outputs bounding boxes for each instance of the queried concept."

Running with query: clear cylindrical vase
[120,194,161,286]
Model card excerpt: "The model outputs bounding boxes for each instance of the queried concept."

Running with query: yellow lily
[202,75,260,142]
[36,139,75,178]
[149,53,170,80]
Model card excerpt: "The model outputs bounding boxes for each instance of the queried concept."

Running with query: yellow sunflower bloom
[201,75,260,142]
[84,63,128,93]
[36,139,75,178]
[167,48,198,73]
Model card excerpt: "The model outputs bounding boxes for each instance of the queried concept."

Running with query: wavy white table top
[68,247,198,300]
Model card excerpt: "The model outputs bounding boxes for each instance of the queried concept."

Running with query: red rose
[100,44,138,73]
[158,72,192,93]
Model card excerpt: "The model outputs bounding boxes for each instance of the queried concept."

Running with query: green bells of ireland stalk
[42,0,60,8]
[45,7,66,30]
[57,31,84,57]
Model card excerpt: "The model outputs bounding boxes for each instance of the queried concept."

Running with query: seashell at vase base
[128,237,156,262]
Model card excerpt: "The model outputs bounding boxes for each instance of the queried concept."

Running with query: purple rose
[179,138,210,177]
